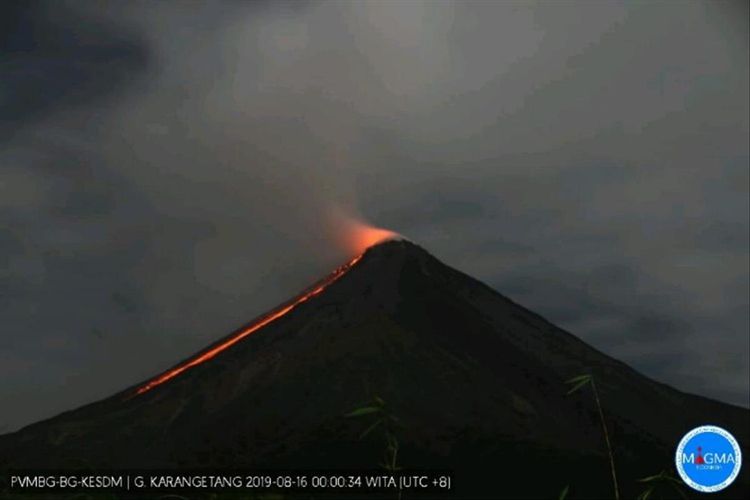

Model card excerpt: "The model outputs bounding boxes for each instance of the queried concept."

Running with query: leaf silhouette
[636,486,653,500]
[565,374,592,394]
[566,374,591,384]
[566,379,590,395]
[345,406,380,418]
[558,484,570,500]
[359,419,382,439]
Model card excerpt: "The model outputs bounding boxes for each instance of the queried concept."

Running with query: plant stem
[591,378,620,500]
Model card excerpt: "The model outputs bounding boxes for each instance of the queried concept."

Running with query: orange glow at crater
[337,216,399,255]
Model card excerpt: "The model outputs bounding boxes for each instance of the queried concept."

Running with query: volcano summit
[1,240,748,498]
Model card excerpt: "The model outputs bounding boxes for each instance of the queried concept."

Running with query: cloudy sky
[1,0,747,432]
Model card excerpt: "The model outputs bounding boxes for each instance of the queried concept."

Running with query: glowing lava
[337,217,399,255]
[131,253,364,397]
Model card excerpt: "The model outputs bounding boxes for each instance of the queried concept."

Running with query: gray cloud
[1,0,747,431]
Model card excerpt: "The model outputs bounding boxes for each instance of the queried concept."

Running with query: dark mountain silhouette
[1,240,748,498]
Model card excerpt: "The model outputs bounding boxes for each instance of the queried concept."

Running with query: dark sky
[1,0,748,432]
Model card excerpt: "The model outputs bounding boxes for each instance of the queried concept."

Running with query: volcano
[1,240,748,498]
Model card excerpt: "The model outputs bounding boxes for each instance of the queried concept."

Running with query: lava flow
[131,253,364,397]
[131,253,378,398]
[130,220,399,397]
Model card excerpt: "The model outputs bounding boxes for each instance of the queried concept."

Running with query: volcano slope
[1,240,748,498]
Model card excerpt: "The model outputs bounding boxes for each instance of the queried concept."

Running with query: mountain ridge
[1,240,747,498]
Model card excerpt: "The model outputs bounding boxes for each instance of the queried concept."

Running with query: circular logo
[675,425,742,493]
